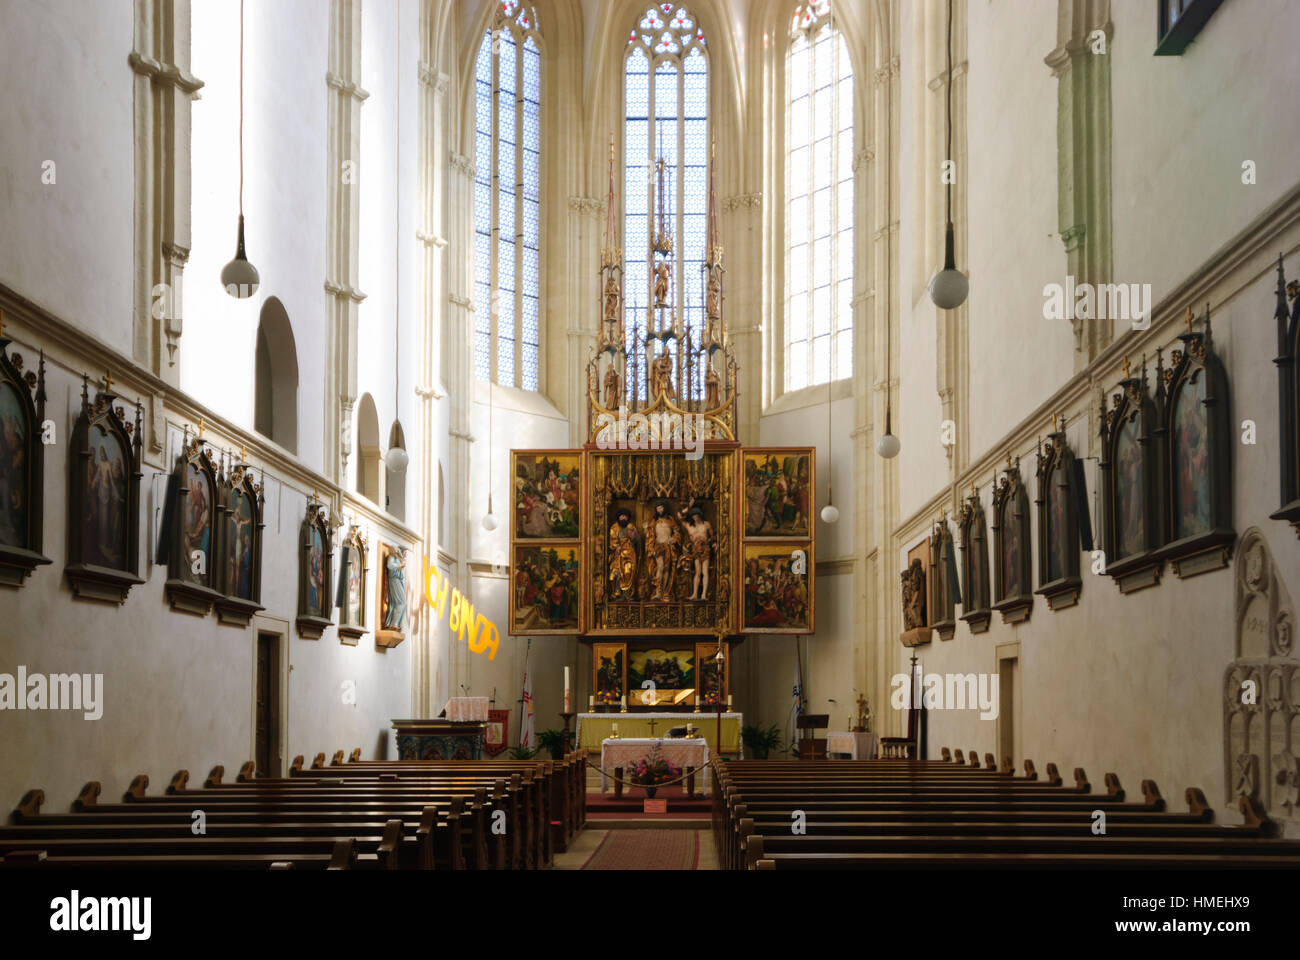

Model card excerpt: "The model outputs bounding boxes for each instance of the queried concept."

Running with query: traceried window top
[473,3,542,389]
[629,4,706,53]
[624,6,708,401]
[785,1,853,392]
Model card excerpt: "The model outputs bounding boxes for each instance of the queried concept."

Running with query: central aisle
[553,829,719,870]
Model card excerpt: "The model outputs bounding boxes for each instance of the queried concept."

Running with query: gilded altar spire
[601,132,618,268]
[706,139,722,268]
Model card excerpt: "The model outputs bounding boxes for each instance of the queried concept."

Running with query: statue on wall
[706,274,721,327]
[603,272,620,340]
[382,549,407,631]
[679,501,713,601]
[901,557,927,630]
[854,693,872,733]
[650,349,676,400]
[608,507,641,601]
[647,499,681,601]
[604,365,621,411]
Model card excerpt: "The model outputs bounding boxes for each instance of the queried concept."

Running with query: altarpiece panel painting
[0,333,49,586]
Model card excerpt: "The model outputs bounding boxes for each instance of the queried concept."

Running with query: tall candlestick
[727,694,733,709]
[563,666,571,714]
[588,695,595,711]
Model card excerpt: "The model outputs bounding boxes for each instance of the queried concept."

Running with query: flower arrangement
[628,743,681,787]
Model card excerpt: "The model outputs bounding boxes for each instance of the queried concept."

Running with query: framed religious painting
[741,449,814,538]
[958,487,991,634]
[65,373,143,603]
[1158,307,1235,578]
[160,430,222,616]
[1272,262,1300,535]
[1099,358,1164,594]
[742,541,813,633]
[627,646,695,707]
[592,641,626,709]
[1034,423,1082,610]
[296,495,333,639]
[335,525,368,644]
[991,459,1033,625]
[694,640,729,708]
[0,330,49,586]
[512,450,581,540]
[511,542,581,634]
[375,541,409,648]
[929,519,960,641]
[213,455,265,625]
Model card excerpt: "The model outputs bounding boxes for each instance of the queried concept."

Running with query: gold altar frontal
[576,712,743,756]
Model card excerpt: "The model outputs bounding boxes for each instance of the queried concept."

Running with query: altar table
[576,712,743,757]
[826,730,878,760]
[600,737,710,794]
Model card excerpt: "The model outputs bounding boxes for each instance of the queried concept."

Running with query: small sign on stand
[643,798,668,814]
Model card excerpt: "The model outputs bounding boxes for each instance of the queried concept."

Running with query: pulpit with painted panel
[392,717,486,760]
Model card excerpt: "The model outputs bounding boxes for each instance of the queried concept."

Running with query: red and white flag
[520,640,535,749]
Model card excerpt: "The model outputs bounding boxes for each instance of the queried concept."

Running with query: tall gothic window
[474,2,541,389]
[785,1,853,391]
[624,5,708,398]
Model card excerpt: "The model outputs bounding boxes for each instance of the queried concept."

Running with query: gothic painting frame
[512,449,583,541]
[0,334,49,586]
[1034,427,1082,610]
[375,540,409,648]
[1156,309,1235,578]
[741,540,813,633]
[296,496,334,639]
[930,519,959,641]
[213,456,265,625]
[592,641,627,709]
[162,433,222,616]
[991,460,1033,624]
[1099,359,1164,594]
[336,524,368,644]
[958,488,991,634]
[694,639,729,708]
[511,541,582,635]
[741,448,814,539]
[65,374,143,603]
[1271,262,1300,536]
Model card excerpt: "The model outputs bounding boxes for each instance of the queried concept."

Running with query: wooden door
[255,632,281,777]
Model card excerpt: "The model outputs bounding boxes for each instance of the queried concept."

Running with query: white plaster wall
[0,0,135,352]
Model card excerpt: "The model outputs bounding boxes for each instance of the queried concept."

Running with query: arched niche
[385,419,406,521]
[1223,528,1297,818]
[254,297,299,454]
[356,393,381,504]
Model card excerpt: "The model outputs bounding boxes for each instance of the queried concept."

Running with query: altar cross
[646,718,659,737]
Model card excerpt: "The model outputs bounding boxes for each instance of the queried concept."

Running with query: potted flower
[628,743,680,798]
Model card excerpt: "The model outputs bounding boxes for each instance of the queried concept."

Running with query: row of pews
[712,748,1300,870]
[2,748,585,870]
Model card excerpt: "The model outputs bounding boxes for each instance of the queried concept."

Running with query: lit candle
[727,695,733,709]
[563,666,571,714]
[588,695,594,711]
[621,695,626,708]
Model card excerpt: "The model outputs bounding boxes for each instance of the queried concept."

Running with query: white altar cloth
[443,696,490,722]
[600,737,710,794]
[826,730,878,760]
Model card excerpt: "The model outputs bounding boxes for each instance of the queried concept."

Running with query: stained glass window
[625,6,708,401]
[786,2,852,391]
[473,4,542,389]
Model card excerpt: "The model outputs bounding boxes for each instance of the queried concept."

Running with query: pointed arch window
[624,6,708,398]
[473,1,541,390]
[785,1,853,391]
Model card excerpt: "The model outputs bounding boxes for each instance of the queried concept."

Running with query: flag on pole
[520,639,535,749]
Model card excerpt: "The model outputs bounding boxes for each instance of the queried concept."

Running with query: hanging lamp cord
[238,0,245,217]
[394,0,401,416]
[945,0,953,227]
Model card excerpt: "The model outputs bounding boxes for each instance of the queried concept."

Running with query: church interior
[2,0,1300,915]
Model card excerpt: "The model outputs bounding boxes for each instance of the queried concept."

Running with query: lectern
[796,714,828,760]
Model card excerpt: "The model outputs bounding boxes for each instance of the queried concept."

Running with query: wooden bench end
[311,752,326,769]
[204,765,225,787]
[1104,772,1124,800]
[1023,759,1038,780]
[349,748,362,762]
[330,750,345,766]
[124,774,149,801]
[1185,786,1213,820]
[290,755,304,773]
[940,747,951,762]
[167,770,189,794]
[1140,779,1163,809]
[1072,767,1090,792]
[237,761,256,782]
[74,782,100,811]
[14,788,45,820]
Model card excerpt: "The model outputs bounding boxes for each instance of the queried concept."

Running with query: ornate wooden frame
[213,456,265,626]
[65,374,143,603]
[694,639,729,708]
[930,519,959,641]
[374,541,408,648]
[958,487,991,634]
[1034,426,1082,610]
[510,541,583,635]
[741,540,814,634]
[296,496,334,639]
[592,641,627,709]
[336,525,368,644]
[1272,260,1300,537]
[0,332,49,586]
[162,433,223,616]
[991,459,1033,624]
[1099,358,1164,593]
[1157,307,1235,577]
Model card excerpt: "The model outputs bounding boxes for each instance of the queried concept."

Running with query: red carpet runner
[581,829,701,870]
